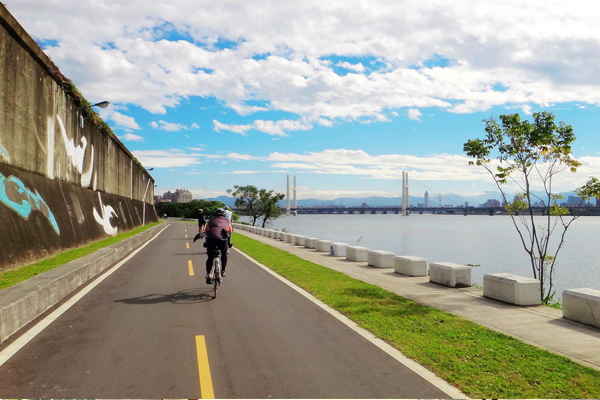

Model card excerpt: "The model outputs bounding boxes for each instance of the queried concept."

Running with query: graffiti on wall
[0,140,10,163]
[93,192,118,236]
[57,115,95,188]
[0,172,60,234]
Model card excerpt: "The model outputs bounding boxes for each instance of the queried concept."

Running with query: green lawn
[0,222,162,291]
[233,232,600,399]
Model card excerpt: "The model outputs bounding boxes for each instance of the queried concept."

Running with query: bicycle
[208,246,223,299]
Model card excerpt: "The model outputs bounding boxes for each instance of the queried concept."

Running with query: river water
[240,214,600,299]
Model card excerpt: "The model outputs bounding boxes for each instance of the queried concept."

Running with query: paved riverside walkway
[235,229,600,371]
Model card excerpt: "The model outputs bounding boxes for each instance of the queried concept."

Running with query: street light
[147,168,154,171]
[91,101,110,108]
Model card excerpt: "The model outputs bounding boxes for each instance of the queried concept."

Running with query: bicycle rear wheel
[213,258,220,299]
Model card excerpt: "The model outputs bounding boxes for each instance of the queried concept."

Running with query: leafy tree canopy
[155,199,237,221]
[228,185,285,227]
[464,112,600,304]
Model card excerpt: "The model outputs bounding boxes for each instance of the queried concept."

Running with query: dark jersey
[205,216,231,240]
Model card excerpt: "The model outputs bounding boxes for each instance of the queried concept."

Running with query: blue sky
[8,1,600,201]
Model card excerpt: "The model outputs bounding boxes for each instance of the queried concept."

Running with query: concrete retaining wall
[0,5,158,271]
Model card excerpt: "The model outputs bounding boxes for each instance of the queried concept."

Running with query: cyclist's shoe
[221,269,227,277]
[228,243,233,248]
[205,274,212,284]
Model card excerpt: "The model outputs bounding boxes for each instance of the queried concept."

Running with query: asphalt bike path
[0,221,453,398]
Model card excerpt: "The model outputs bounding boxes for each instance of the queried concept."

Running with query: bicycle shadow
[114,288,216,304]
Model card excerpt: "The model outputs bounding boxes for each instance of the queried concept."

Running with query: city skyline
[7,1,600,201]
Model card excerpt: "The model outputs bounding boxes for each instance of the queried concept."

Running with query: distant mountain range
[205,190,585,208]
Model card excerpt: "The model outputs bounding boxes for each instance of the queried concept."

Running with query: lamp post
[142,169,155,226]
[91,101,110,108]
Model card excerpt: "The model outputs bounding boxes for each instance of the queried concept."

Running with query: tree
[227,185,285,227]
[258,188,285,228]
[227,185,262,226]
[155,199,228,219]
[463,112,600,303]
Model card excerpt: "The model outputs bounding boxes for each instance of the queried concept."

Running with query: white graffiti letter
[93,192,118,236]
[57,115,87,174]
[0,140,10,163]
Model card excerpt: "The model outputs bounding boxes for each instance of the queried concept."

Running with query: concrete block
[288,234,298,244]
[295,235,307,246]
[563,288,600,329]
[267,230,275,239]
[483,273,540,305]
[280,233,289,241]
[330,243,348,257]
[305,238,319,249]
[273,231,281,239]
[367,250,395,268]
[316,240,333,252]
[346,246,368,262]
[429,262,471,288]
[394,256,428,276]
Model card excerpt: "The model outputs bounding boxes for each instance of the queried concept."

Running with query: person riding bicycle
[198,208,207,232]
[223,206,233,223]
[204,208,232,284]
[224,206,233,252]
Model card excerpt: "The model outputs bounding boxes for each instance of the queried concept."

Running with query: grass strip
[0,222,162,291]
[233,232,600,399]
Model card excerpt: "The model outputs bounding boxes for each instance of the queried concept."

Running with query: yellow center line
[185,233,188,238]
[188,260,194,276]
[195,335,215,399]
[186,242,190,249]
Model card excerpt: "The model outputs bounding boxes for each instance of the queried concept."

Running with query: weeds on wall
[57,75,145,171]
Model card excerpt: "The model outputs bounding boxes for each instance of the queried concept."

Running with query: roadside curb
[0,224,165,342]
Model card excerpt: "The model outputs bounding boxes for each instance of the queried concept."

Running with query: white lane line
[0,224,171,368]
[235,248,467,399]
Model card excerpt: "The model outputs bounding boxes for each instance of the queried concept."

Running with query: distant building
[464,201,469,208]
[567,196,584,206]
[424,191,429,208]
[163,188,193,203]
[481,199,501,207]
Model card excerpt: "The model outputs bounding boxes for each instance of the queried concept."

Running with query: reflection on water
[241,214,600,299]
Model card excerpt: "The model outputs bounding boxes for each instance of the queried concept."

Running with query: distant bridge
[234,206,600,216]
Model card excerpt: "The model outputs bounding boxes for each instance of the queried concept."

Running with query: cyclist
[224,206,233,223]
[223,206,233,253]
[198,208,207,232]
[204,208,232,284]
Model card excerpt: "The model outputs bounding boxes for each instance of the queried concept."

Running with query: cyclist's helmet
[215,208,226,217]
[224,206,230,210]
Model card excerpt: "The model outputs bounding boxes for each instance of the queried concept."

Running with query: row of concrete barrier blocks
[234,224,600,329]
[233,224,471,287]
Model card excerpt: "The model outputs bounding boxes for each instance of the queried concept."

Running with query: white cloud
[122,133,144,141]
[213,118,312,136]
[213,120,252,135]
[336,62,365,72]
[132,150,202,168]
[98,108,140,130]
[150,120,199,132]
[13,1,600,121]
[408,108,422,121]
